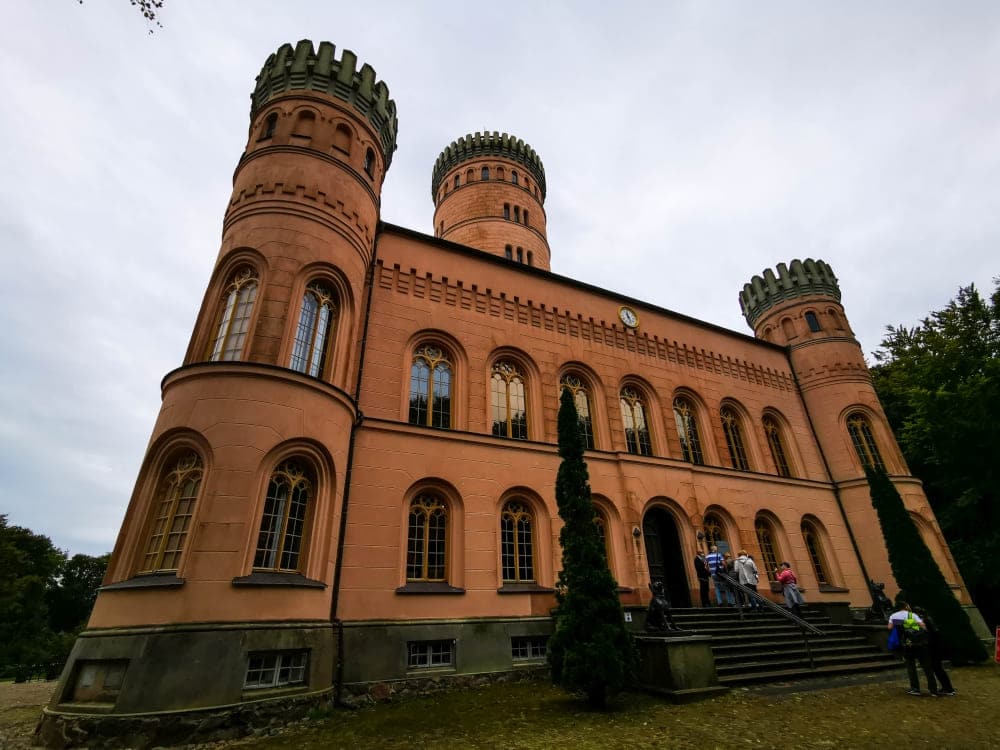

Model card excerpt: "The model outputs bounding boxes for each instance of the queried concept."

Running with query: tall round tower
[738,259,968,601]
[40,41,397,742]
[431,131,550,270]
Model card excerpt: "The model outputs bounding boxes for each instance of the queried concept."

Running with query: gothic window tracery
[253,460,312,572]
[721,406,750,470]
[620,388,652,456]
[560,375,595,450]
[491,361,528,440]
[500,501,534,582]
[763,415,792,477]
[409,345,452,428]
[139,452,203,573]
[847,412,885,470]
[208,267,258,362]
[289,282,336,377]
[406,495,448,581]
[673,396,704,464]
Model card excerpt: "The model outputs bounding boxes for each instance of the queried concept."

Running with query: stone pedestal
[633,635,728,703]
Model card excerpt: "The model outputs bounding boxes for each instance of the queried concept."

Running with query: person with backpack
[705,545,734,606]
[913,606,956,696]
[888,601,937,696]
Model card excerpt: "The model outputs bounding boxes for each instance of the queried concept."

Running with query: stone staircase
[668,606,900,687]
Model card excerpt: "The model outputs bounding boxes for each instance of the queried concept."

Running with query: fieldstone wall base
[35,689,332,750]
[339,666,547,707]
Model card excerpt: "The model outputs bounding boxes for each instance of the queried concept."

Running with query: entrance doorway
[642,507,691,608]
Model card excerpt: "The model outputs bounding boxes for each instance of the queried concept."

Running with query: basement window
[511,636,548,661]
[244,651,308,690]
[70,660,129,703]
[407,640,454,669]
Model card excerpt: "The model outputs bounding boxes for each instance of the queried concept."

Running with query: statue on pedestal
[645,580,683,634]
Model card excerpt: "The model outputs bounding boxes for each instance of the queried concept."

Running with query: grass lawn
[3,665,998,748]
[243,665,999,750]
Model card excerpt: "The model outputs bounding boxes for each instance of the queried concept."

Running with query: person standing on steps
[705,545,732,606]
[776,561,805,617]
[735,550,760,610]
[693,549,711,608]
[889,602,937,696]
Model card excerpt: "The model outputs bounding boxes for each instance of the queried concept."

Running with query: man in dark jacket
[693,550,710,607]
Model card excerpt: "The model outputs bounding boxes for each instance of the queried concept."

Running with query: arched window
[511,170,519,185]
[260,112,278,141]
[805,311,821,332]
[466,168,474,183]
[409,345,452,428]
[454,174,460,189]
[407,495,448,581]
[497,167,505,181]
[527,251,534,266]
[620,388,652,456]
[289,282,336,377]
[514,206,521,223]
[481,166,490,180]
[523,210,529,226]
[781,317,795,339]
[139,452,203,573]
[763,415,792,477]
[504,203,511,220]
[721,407,749,470]
[505,245,513,260]
[253,460,312,572]
[703,512,724,550]
[208,267,258,362]
[801,520,830,585]
[673,397,704,464]
[500,500,534,582]
[516,247,524,263]
[364,148,375,177]
[560,375,595,450]
[333,123,351,153]
[755,518,780,582]
[847,412,885,470]
[292,111,315,140]
[491,361,528,440]
[827,307,844,330]
[594,507,612,566]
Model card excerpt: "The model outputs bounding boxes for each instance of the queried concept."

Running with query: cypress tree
[866,465,986,663]
[548,387,637,707]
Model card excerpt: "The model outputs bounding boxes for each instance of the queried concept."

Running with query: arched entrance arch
[642,505,691,608]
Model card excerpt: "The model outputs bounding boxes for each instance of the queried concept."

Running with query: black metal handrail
[714,570,822,668]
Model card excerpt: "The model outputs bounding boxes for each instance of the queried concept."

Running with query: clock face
[619,306,639,328]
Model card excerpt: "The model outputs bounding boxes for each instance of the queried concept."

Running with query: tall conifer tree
[865,466,986,663]
[548,388,636,707]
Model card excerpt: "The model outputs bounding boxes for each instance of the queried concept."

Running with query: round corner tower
[431,131,551,269]
[43,41,397,735]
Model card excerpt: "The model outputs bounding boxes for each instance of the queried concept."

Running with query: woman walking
[776,561,805,617]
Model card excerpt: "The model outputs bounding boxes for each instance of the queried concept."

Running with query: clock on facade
[619,306,639,329]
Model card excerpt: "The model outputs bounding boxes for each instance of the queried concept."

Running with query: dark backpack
[901,613,929,649]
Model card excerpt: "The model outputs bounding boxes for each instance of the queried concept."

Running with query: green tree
[0,515,65,680]
[870,280,1000,630]
[47,553,110,634]
[866,466,986,663]
[548,388,636,707]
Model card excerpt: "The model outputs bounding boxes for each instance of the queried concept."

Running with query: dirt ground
[4,665,999,749]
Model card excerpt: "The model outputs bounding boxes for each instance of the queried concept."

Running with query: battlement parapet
[251,40,398,167]
[431,131,546,199]
[740,258,841,328]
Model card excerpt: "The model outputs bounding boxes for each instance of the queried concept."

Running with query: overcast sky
[1,2,997,556]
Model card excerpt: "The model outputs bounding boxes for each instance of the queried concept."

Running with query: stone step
[712,639,875,660]
[716,650,897,676]
[718,659,902,687]
[714,643,885,667]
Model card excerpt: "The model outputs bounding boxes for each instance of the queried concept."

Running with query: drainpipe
[328,234,380,702]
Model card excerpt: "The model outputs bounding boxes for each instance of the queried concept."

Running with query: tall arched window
[763,415,792,477]
[755,518,780,582]
[292,111,315,140]
[620,388,652,456]
[254,460,312,572]
[481,166,490,180]
[703,512,724,550]
[407,495,448,581]
[364,148,375,177]
[721,407,749,470]
[593,507,612,567]
[511,170,519,185]
[409,345,452,428]
[454,174,460,189]
[491,361,528,440]
[673,397,704,464]
[139,452,203,573]
[500,501,534,582]
[804,311,822,332]
[801,520,830,585]
[847,412,885,470]
[289,282,336,377]
[208,267,258,362]
[560,375,594,450]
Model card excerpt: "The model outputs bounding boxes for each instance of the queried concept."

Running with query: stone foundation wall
[339,666,547,707]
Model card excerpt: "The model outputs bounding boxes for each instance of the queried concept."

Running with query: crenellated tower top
[251,40,398,167]
[739,258,841,330]
[431,131,547,200]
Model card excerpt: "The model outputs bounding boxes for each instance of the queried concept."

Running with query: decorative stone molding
[251,40,398,166]
[739,259,841,329]
[431,131,547,199]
